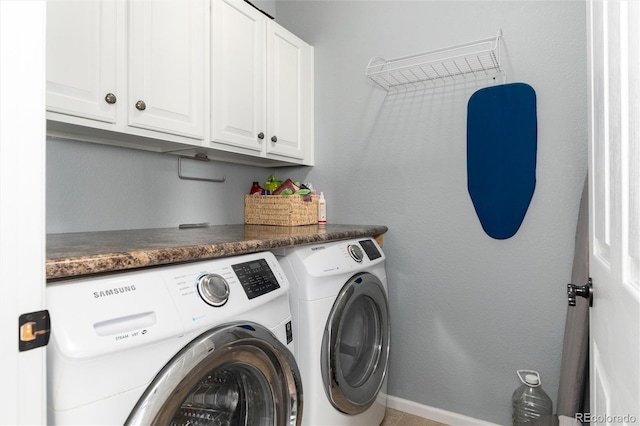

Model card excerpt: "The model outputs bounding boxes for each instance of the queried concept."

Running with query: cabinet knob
[271,135,278,143]
[104,93,117,104]
[135,100,146,111]
[257,132,265,140]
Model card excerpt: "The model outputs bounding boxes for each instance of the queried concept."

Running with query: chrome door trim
[125,321,302,426]
[321,272,390,415]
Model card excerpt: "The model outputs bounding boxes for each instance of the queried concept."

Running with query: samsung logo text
[93,285,137,298]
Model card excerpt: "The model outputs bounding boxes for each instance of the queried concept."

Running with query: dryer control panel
[358,239,382,260]
[285,237,386,279]
[346,239,382,262]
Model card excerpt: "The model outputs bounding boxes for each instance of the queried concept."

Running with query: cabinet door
[46,0,118,123]
[266,23,312,161]
[210,0,265,152]
[128,0,205,139]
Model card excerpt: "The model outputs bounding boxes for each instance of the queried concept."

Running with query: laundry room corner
[275,1,587,424]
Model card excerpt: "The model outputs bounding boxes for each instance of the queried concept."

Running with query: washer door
[125,322,302,426]
[321,272,390,415]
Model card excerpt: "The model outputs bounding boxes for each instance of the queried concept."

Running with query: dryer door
[321,272,390,414]
[125,322,302,426]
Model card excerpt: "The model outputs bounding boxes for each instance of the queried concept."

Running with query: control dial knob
[348,244,364,263]
[197,274,230,307]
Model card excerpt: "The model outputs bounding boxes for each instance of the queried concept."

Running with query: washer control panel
[46,252,290,359]
[232,258,281,299]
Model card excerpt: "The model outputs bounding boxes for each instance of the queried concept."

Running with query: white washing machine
[46,251,302,425]
[274,238,389,426]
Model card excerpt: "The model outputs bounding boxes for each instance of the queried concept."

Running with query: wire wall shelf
[366,30,503,92]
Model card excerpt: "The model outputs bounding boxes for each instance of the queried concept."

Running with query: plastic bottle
[512,370,553,426]
[318,192,327,224]
[249,181,263,195]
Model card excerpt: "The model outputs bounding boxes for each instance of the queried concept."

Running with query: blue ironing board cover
[467,82,537,239]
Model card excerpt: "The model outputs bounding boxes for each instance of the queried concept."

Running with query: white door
[0,1,48,424]
[588,0,640,421]
[46,0,118,123]
[128,0,206,139]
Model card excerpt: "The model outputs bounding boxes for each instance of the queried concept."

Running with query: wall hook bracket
[178,154,226,183]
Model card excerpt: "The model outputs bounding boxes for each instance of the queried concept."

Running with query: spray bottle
[318,192,327,225]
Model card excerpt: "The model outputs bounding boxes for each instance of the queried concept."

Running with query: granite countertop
[46,224,388,281]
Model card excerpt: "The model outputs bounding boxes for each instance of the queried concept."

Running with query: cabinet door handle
[135,100,146,111]
[257,132,265,140]
[104,93,117,104]
[271,135,278,143]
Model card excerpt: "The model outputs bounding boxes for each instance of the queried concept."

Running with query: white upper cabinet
[128,0,205,139]
[46,0,313,166]
[46,0,118,123]
[266,22,313,162]
[46,0,207,149]
[210,0,265,152]
[211,0,314,165]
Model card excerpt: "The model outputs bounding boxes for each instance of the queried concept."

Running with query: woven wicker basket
[244,195,318,226]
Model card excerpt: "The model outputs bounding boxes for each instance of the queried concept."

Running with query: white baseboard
[385,395,500,426]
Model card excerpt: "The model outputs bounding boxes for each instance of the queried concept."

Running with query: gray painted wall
[274,1,587,424]
[46,137,311,232]
[47,1,587,424]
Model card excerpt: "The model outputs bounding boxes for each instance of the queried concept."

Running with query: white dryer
[46,251,302,425]
[275,238,389,426]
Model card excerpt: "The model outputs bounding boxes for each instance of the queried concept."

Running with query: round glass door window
[126,322,302,426]
[321,272,390,415]
[171,364,272,425]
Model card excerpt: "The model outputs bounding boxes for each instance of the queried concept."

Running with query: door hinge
[19,310,50,352]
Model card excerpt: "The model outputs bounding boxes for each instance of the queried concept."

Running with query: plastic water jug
[512,370,553,425]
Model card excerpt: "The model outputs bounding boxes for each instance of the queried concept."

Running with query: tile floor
[380,408,449,426]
